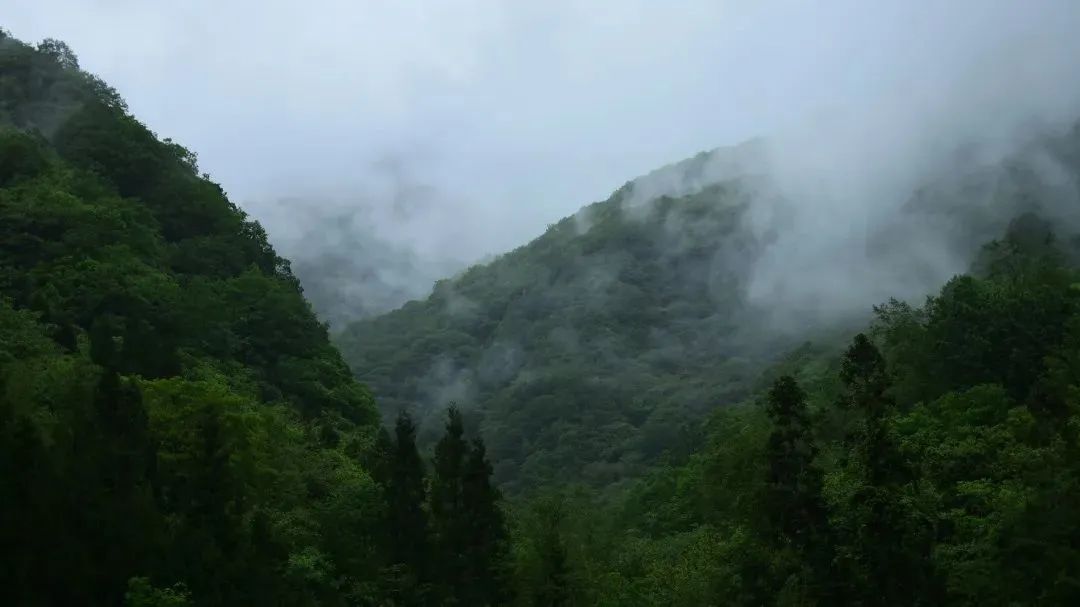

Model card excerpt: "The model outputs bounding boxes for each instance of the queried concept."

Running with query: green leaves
[338,182,765,491]
[124,577,192,607]
[0,128,48,186]
[0,32,382,606]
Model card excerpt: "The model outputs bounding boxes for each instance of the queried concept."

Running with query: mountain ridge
[337,118,1080,491]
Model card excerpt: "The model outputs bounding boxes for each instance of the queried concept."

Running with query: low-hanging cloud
[6,1,1080,328]
[614,1,1080,329]
[257,153,477,326]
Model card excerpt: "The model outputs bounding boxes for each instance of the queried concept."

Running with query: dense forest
[5,28,1080,606]
[339,178,778,491]
[0,31,507,606]
[337,119,1080,493]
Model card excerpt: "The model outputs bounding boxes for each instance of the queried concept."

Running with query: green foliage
[382,410,434,604]
[506,222,1080,605]
[338,180,804,492]
[124,577,192,607]
[763,376,825,548]
[430,406,513,605]
[0,32,387,606]
[760,376,832,602]
[462,438,514,605]
[827,335,938,605]
[524,498,572,607]
[0,128,47,186]
[6,27,1080,607]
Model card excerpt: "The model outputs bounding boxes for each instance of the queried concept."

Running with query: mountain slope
[340,172,814,491]
[0,31,387,605]
[338,120,1080,492]
[508,220,1080,605]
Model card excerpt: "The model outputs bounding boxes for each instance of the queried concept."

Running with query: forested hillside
[508,216,1080,605]
[7,25,1080,607]
[337,121,1080,492]
[339,177,791,491]
[0,30,510,606]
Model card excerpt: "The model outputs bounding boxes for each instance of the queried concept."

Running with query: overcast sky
[5,1,1079,264]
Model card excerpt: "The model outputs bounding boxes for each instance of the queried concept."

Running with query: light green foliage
[0,31,386,606]
[895,385,1073,604]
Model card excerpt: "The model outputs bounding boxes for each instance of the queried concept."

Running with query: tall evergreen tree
[836,334,936,606]
[761,375,833,602]
[839,334,898,483]
[462,438,512,606]
[383,410,433,604]
[763,376,825,550]
[431,406,470,602]
[430,406,512,605]
[532,498,571,607]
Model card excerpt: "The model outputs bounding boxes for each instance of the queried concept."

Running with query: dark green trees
[838,334,900,487]
[124,577,192,607]
[761,375,830,601]
[383,411,433,603]
[763,376,825,550]
[90,366,159,602]
[462,438,513,606]
[531,499,572,607]
[431,406,470,599]
[430,406,511,605]
[0,31,386,606]
[834,334,936,606]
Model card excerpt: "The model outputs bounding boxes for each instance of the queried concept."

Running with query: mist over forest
[13,2,1080,327]
[4,2,1080,606]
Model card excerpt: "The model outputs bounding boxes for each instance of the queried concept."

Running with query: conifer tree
[430,406,512,605]
[839,334,897,481]
[761,375,834,603]
[836,334,937,606]
[462,438,512,606]
[430,405,470,601]
[764,375,825,549]
[532,498,571,607]
[383,410,432,603]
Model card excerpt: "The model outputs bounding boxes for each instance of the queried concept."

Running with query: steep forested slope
[339,121,1080,493]
[339,178,794,491]
[507,217,1080,605]
[0,30,519,607]
[8,25,1080,607]
[0,31,386,606]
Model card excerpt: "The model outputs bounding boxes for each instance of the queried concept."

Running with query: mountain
[1,29,524,607]
[509,217,1080,605]
[337,120,1080,493]
[8,25,1080,607]
[339,176,776,491]
[327,109,1080,604]
[0,31,393,605]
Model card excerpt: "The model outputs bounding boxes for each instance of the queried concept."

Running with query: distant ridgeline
[0,30,508,607]
[338,114,1080,493]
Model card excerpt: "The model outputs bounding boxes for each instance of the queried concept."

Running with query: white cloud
[6,1,1080,321]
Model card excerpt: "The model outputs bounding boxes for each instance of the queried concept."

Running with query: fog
[6,1,1080,324]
